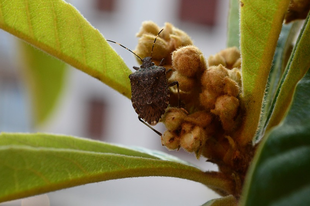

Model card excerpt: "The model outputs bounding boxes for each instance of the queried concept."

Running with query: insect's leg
[168,81,180,107]
[165,68,173,74]
[138,117,162,136]
[159,58,165,66]
[133,66,140,70]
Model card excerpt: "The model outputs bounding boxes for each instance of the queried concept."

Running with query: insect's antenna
[107,40,143,62]
[150,29,164,59]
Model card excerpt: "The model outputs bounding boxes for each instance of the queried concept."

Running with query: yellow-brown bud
[228,68,242,87]
[136,21,161,37]
[211,95,239,131]
[201,65,228,93]
[232,58,241,69]
[172,45,206,78]
[199,90,218,110]
[180,124,206,153]
[135,21,194,66]
[223,77,240,97]
[208,53,226,67]
[161,130,180,150]
[219,47,240,69]
[160,22,193,46]
[169,72,196,92]
[162,107,187,131]
[184,111,213,128]
[167,23,193,49]
[134,34,169,62]
[160,22,173,41]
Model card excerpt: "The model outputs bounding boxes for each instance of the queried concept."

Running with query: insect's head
[140,57,154,68]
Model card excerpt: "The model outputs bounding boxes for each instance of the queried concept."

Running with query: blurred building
[0,0,229,205]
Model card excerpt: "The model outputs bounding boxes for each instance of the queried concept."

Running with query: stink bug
[107,29,179,136]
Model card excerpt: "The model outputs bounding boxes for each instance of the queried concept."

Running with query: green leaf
[227,0,240,48]
[240,65,310,205]
[237,0,290,146]
[0,0,132,98]
[18,41,67,126]
[0,133,158,159]
[255,22,301,142]
[0,133,235,203]
[266,13,310,132]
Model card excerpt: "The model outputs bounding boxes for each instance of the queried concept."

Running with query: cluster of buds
[135,21,242,160]
[161,47,241,158]
[200,47,241,132]
[161,108,215,157]
[134,21,193,69]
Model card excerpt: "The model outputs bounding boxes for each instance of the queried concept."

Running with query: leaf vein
[245,1,273,25]
[24,0,34,38]
[242,18,266,46]
[50,152,89,175]
[72,9,86,65]
[50,0,60,51]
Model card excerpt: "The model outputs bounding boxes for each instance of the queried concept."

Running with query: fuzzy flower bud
[180,124,206,154]
[134,34,169,62]
[135,21,194,66]
[219,47,241,69]
[208,53,226,67]
[169,71,196,92]
[232,58,241,69]
[164,22,193,49]
[183,111,213,128]
[136,21,160,37]
[161,130,180,150]
[211,95,239,131]
[228,68,242,87]
[201,64,228,93]
[162,107,187,131]
[223,77,240,97]
[199,90,218,110]
[172,45,207,78]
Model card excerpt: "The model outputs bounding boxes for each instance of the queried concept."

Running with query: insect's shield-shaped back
[130,66,169,125]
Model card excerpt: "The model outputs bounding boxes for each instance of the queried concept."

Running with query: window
[178,0,218,27]
[86,98,106,139]
[94,0,115,12]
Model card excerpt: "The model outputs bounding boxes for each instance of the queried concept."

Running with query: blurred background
[0,0,230,205]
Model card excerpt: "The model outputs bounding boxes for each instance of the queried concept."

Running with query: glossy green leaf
[19,41,67,126]
[227,0,240,48]
[255,22,300,142]
[237,0,290,146]
[0,0,132,98]
[241,66,310,205]
[0,133,234,203]
[266,13,310,132]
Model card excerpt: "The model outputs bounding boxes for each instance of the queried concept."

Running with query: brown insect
[107,30,179,136]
